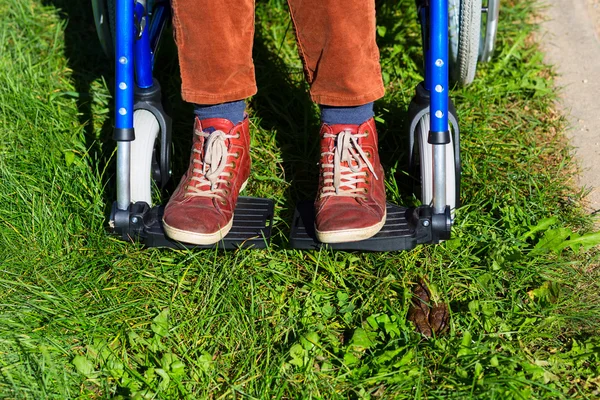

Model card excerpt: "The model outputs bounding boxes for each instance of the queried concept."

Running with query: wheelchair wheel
[479,0,500,63]
[449,0,482,86]
[130,109,160,206]
[91,0,116,58]
[414,116,458,216]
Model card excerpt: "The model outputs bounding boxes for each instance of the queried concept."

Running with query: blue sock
[193,100,246,125]
[320,102,374,126]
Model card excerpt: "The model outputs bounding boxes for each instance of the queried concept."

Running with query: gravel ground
[589,0,600,38]
[541,0,600,214]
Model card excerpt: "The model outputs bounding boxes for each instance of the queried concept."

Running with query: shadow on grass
[251,32,319,240]
[41,0,117,217]
[375,0,427,205]
[41,1,193,211]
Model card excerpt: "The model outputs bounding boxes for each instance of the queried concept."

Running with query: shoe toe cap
[315,203,383,233]
[163,202,229,234]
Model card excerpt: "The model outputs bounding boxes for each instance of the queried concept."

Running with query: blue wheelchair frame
[422,0,452,217]
[110,0,457,249]
[113,0,170,211]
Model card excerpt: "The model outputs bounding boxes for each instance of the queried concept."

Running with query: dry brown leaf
[407,278,449,338]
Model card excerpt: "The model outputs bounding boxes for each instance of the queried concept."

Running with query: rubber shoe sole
[163,217,234,245]
[314,210,387,244]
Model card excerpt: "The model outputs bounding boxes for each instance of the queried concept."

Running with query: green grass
[1,0,600,398]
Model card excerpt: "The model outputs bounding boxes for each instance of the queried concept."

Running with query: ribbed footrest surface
[141,197,274,249]
[290,201,432,251]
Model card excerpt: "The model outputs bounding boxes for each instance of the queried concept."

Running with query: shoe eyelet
[364,130,369,137]
[366,151,371,158]
[234,152,240,158]
[220,199,227,205]
[231,161,236,168]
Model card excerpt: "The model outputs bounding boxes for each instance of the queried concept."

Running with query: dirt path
[540,0,600,214]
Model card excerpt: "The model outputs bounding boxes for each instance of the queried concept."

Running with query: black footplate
[110,197,274,249]
[289,202,449,251]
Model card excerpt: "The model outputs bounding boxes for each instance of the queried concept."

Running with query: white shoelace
[186,129,239,201]
[320,130,378,199]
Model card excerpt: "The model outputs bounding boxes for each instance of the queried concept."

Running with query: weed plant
[1,0,599,398]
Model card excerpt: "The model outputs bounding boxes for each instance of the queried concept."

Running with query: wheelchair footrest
[110,197,274,249]
[289,202,441,251]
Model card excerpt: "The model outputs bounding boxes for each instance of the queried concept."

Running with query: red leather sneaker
[314,118,386,243]
[162,117,251,244]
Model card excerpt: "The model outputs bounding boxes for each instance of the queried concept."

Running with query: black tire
[91,0,115,58]
[449,0,483,86]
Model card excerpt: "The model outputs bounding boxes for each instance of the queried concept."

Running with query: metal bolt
[119,56,128,64]
[119,108,127,116]
[422,220,430,227]
[435,110,444,118]
[435,84,444,93]
[119,82,127,90]
[131,216,139,224]
[435,59,444,67]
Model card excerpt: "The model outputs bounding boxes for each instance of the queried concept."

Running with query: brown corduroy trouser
[171,0,385,106]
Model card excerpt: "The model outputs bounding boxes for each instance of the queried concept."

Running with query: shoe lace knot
[320,130,378,198]
[186,129,238,200]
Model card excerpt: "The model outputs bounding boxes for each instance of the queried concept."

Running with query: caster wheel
[130,109,160,206]
[413,115,460,217]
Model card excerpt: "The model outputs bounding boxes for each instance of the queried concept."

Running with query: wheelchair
[92,0,500,250]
